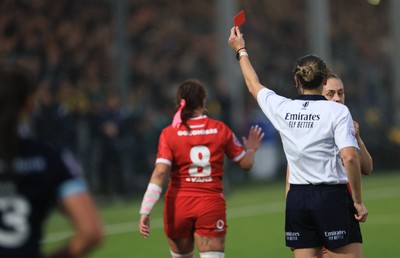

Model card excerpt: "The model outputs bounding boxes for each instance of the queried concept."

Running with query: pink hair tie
[172,99,186,128]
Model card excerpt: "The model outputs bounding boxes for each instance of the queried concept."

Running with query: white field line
[43,185,400,244]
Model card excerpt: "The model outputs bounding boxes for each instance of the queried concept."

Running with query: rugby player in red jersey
[138,79,264,258]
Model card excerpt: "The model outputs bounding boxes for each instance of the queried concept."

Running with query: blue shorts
[285,184,362,250]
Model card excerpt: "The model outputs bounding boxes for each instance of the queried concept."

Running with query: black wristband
[236,47,246,53]
[236,48,247,61]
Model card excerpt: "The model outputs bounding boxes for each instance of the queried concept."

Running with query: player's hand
[353,202,368,222]
[243,125,264,152]
[353,120,360,140]
[138,214,151,238]
[228,26,246,52]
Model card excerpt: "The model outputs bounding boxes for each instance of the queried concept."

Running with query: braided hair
[175,79,207,131]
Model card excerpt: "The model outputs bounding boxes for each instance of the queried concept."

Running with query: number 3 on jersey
[189,145,211,177]
[0,196,30,248]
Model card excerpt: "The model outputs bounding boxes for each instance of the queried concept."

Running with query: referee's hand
[353,202,368,222]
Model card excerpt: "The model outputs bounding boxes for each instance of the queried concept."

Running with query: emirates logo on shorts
[215,219,225,231]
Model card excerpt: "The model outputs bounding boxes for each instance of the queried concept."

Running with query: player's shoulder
[161,116,231,134]
[203,116,234,134]
[203,116,229,128]
[15,137,82,179]
[20,137,77,168]
[205,116,221,124]
[160,124,176,135]
[324,101,351,116]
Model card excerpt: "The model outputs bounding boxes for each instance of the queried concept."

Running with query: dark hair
[0,62,38,172]
[293,54,330,90]
[176,79,207,131]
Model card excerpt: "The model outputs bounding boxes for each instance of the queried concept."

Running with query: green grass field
[44,171,400,258]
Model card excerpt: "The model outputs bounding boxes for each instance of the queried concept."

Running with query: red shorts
[164,194,227,239]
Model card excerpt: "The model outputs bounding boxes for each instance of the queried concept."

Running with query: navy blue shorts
[285,184,362,250]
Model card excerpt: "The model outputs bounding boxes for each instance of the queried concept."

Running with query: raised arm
[228,26,265,99]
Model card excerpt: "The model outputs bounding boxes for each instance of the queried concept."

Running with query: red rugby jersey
[156,116,245,197]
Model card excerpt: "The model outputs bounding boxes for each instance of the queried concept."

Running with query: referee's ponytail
[293,54,330,90]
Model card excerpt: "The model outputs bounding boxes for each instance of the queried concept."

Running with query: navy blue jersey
[0,137,87,258]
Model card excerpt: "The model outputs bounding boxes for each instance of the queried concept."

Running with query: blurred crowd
[0,0,397,198]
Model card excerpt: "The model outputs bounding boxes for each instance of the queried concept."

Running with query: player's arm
[237,125,264,170]
[138,163,169,238]
[285,165,290,197]
[47,192,103,258]
[228,26,265,99]
[353,121,373,175]
[340,146,368,222]
[358,137,373,175]
[146,162,169,189]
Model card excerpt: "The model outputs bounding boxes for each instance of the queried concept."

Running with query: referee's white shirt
[257,88,359,185]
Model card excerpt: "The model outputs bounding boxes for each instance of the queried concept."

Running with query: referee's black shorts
[285,184,362,250]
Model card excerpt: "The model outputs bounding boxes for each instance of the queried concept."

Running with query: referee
[228,26,368,258]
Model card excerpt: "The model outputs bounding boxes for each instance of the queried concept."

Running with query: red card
[233,10,246,27]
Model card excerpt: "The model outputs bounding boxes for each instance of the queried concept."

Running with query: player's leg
[293,247,323,258]
[325,243,362,258]
[167,237,195,258]
[322,247,330,258]
[193,195,226,258]
[164,196,196,258]
[198,251,225,258]
[194,234,225,257]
